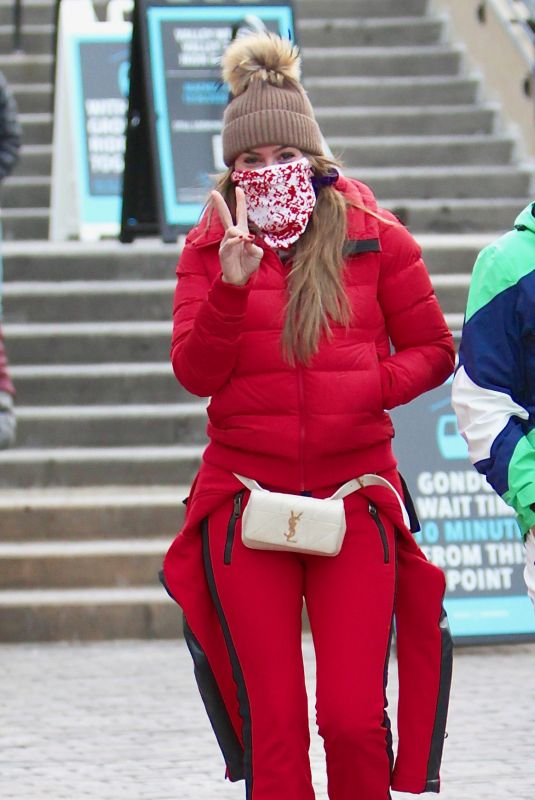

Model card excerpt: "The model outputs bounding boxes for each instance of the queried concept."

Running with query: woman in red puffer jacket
[163,32,455,800]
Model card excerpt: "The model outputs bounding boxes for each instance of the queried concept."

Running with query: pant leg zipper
[368,502,390,564]
[224,490,245,565]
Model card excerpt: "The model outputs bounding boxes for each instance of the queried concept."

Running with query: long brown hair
[212,154,356,364]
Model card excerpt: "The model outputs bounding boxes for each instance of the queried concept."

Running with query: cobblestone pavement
[1,635,534,799]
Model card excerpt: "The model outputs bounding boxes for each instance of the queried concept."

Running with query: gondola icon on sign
[436,414,469,460]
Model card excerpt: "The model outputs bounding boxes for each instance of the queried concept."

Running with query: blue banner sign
[70,33,131,227]
[391,376,535,643]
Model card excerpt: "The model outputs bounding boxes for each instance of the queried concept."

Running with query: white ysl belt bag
[233,473,410,557]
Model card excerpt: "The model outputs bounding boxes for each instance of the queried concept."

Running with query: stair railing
[510,0,535,32]
[477,1,535,91]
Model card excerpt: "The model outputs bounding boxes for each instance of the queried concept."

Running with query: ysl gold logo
[284,510,303,542]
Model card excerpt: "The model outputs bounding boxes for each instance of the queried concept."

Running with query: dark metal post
[12,0,22,51]
[50,0,63,113]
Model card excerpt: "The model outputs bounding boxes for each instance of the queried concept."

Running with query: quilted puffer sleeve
[170,242,251,397]
[377,215,455,409]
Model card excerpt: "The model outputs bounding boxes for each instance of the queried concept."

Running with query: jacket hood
[185,174,378,249]
[514,202,535,233]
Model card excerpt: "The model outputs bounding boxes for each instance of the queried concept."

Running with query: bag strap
[234,472,410,529]
[234,474,266,493]
[329,474,410,528]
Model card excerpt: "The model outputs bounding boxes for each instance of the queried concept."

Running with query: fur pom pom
[222,32,301,97]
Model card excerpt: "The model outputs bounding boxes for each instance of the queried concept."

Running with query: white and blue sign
[70,33,131,227]
[391,375,535,643]
[141,1,294,234]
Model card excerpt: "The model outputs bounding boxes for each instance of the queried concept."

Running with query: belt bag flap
[233,473,410,557]
[236,480,347,556]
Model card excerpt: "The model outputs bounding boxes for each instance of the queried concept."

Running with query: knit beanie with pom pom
[221,32,324,166]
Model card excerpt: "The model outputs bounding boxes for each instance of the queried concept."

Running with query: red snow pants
[203,488,398,800]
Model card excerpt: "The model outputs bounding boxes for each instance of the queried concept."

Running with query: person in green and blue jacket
[452,202,535,607]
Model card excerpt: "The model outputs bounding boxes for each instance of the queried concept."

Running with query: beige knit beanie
[221,32,324,166]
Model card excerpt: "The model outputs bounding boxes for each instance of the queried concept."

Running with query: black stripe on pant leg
[159,570,246,780]
[383,617,395,773]
[424,607,454,792]
[383,531,397,800]
[183,616,245,782]
[201,517,254,800]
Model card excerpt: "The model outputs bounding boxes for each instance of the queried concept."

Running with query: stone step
[385,197,530,234]
[296,0,428,17]
[0,587,178,642]
[4,281,459,400]
[2,263,475,334]
[15,403,208,448]
[419,233,497,273]
[305,75,480,106]
[0,0,55,26]
[7,161,530,212]
[0,208,49,240]
[9,83,51,113]
[302,44,462,77]
[0,10,438,52]
[316,104,497,137]
[0,247,485,323]
[19,112,52,145]
[0,444,203,488]
[0,52,52,83]
[0,232,502,275]
[298,15,444,47]
[430,273,471,316]
[327,134,515,167]
[16,129,514,176]
[350,165,532,201]
[3,193,523,245]
[2,105,499,194]
[2,176,50,208]
[0,0,427,27]
[0,234,498,286]
[8,363,184,406]
[2,280,176,323]
[0,12,440,61]
[1,240,179,281]
[445,312,464,337]
[11,76,480,114]
[0,485,188,541]
[6,131,528,219]
[2,321,170,364]
[2,267,463,404]
[0,23,54,54]
[12,144,52,175]
[0,539,170,590]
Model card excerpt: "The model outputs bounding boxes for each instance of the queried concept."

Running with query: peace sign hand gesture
[211,186,263,287]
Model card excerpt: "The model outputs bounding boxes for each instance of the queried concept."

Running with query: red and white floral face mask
[231,157,316,249]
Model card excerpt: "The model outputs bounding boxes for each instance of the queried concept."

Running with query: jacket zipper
[224,491,245,565]
[296,364,306,491]
[368,502,390,564]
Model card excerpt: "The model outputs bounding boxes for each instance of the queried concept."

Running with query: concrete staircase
[0,0,533,640]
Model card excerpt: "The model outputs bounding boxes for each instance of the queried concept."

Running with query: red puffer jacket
[171,176,455,491]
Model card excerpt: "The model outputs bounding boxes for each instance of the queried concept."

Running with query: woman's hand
[211,187,263,286]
